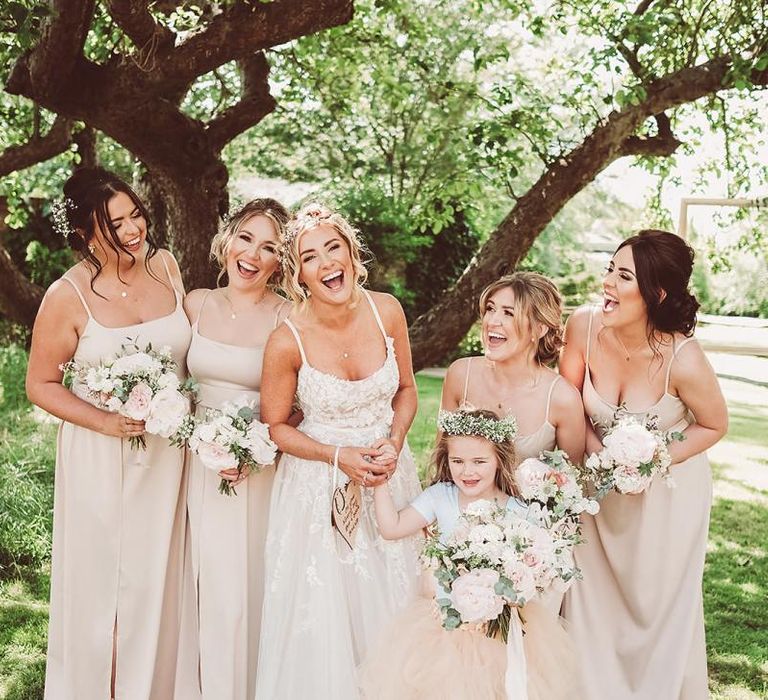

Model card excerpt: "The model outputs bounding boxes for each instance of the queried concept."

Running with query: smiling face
[298,223,355,305]
[481,286,537,363]
[224,214,280,292]
[94,191,147,257]
[447,435,501,501]
[602,245,647,328]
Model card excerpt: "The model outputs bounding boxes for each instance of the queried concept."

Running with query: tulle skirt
[359,597,579,700]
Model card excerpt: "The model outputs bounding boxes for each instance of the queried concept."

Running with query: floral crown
[51,197,77,239]
[437,409,518,444]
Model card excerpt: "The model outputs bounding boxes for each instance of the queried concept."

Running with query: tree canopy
[1,0,767,367]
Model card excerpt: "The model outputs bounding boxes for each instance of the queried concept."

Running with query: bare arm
[550,378,587,465]
[667,341,728,464]
[182,287,209,326]
[559,307,601,455]
[373,484,429,539]
[260,326,388,485]
[25,280,144,439]
[440,357,471,411]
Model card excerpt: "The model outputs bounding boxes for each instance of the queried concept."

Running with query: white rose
[195,440,238,472]
[502,557,538,603]
[157,372,181,390]
[613,463,653,494]
[449,569,505,623]
[122,382,153,420]
[244,421,277,465]
[603,421,658,467]
[110,352,162,377]
[464,499,495,519]
[515,458,551,500]
[145,388,189,438]
[85,366,113,393]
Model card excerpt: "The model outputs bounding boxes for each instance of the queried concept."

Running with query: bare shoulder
[443,356,480,400]
[669,337,710,381]
[565,304,595,335]
[550,373,583,411]
[158,248,184,286]
[266,322,301,359]
[368,290,405,325]
[183,287,211,318]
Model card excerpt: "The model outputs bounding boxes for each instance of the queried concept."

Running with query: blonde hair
[479,272,564,366]
[279,202,370,305]
[431,409,518,496]
[210,198,289,286]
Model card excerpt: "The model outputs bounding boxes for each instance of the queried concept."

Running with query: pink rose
[122,382,153,420]
[450,569,505,624]
[613,464,653,494]
[196,440,238,472]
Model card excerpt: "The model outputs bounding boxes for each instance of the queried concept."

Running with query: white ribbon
[504,607,528,700]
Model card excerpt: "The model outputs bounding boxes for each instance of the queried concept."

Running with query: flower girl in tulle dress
[360,408,579,700]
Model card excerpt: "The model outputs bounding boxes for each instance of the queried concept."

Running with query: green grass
[0,360,765,699]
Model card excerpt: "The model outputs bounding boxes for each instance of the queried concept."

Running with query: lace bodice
[283,292,399,444]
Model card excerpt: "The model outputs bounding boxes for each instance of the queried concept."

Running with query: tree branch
[106,0,175,52]
[206,53,277,150]
[23,0,96,99]
[0,115,73,176]
[147,0,354,92]
[618,112,682,157]
[408,54,768,369]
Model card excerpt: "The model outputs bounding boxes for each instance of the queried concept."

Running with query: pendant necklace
[223,290,267,320]
[613,332,647,361]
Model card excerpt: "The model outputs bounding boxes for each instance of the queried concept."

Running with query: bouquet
[584,410,685,497]
[516,449,600,524]
[422,499,579,642]
[60,340,195,449]
[187,396,277,496]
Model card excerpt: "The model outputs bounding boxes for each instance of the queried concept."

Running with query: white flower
[105,396,123,412]
[85,366,114,393]
[515,458,551,499]
[110,352,162,377]
[145,388,189,438]
[195,440,238,472]
[122,382,153,420]
[464,499,495,519]
[157,372,181,391]
[450,569,505,623]
[613,463,653,494]
[502,557,537,603]
[603,420,658,468]
[244,421,277,465]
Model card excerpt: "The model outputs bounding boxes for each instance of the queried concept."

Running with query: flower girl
[360,409,578,700]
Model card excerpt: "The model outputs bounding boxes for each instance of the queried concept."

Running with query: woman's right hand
[336,446,390,487]
[101,412,146,439]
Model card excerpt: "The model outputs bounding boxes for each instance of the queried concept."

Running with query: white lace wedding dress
[254,292,423,700]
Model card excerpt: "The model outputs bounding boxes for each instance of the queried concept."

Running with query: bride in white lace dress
[255,204,423,699]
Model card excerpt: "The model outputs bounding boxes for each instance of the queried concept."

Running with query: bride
[255,203,422,699]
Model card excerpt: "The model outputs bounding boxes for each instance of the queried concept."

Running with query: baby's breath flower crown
[437,409,517,444]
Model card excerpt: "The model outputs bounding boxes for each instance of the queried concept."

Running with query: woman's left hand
[218,466,249,487]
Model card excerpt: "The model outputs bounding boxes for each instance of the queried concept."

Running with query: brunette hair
[431,409,518,496]
[61,167,159,294]
[210,198,289,286]
[479,272,564,365]
[280,202,370,305]
[616,229,699,336]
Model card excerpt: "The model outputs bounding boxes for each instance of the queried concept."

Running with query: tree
[1,1,767,368]
[0,0,352,322]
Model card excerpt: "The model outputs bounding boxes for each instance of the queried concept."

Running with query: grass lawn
[0,356,766,698]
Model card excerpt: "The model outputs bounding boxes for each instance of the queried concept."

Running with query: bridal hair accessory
[51,197,77,239]
[437,409,517,443]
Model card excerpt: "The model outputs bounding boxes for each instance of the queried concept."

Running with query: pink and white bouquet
[422,499,579,642]
[61,341,195,449]
[516,449,600,525]
[187,396,277,496]
[584,411,685,497]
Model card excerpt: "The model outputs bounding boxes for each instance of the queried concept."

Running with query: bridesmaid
[26,167,191,700]
[174,198,290,700]
[441,272,585,465]
[560,229,728,699]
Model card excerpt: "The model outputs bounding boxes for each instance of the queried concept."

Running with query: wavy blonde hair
[479,272,564,366]
[210,198,289,286]
[280,202,370,305]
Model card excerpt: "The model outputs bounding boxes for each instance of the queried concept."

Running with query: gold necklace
[612,331,647,361]
[223,290,267,320]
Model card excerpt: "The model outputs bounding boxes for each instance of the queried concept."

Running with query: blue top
[411,481,528,543]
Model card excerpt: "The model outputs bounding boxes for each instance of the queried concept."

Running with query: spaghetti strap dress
[562,307,711,699]
[254,291,422,700]
[45,256,192,700]
[174,293,286,700]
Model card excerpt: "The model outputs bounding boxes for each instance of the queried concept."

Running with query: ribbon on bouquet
[504,607,528,700]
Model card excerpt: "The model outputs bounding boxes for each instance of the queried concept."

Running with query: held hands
[102,412,145,440]
[218,465,250,488]
[337,446,391,487]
